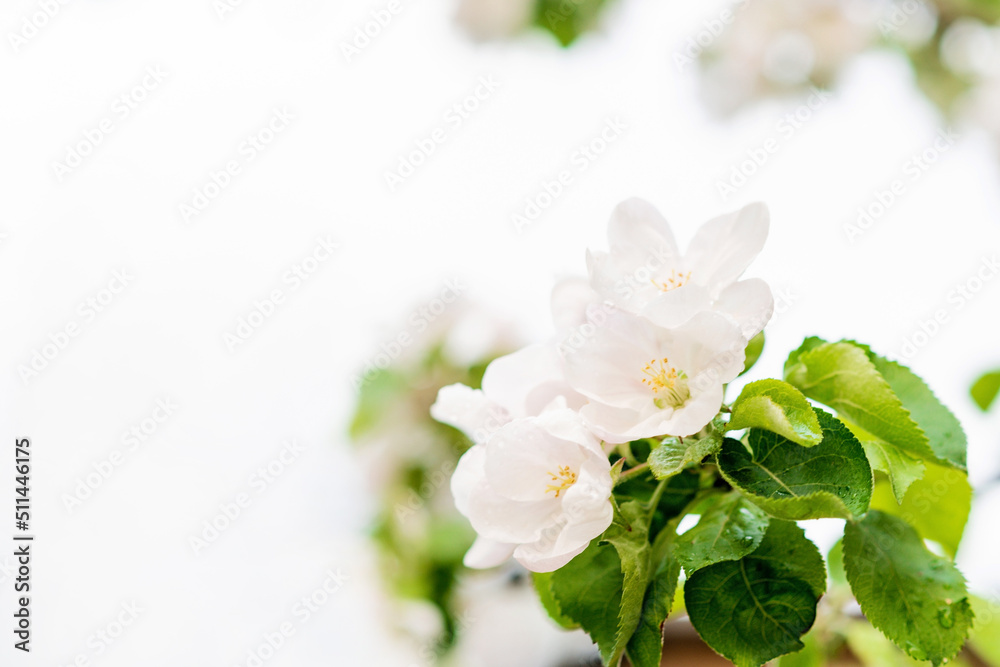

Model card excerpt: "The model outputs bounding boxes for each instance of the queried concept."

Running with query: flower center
[651,269,691,293]
[641,358,691,409]
[545,465,578,498]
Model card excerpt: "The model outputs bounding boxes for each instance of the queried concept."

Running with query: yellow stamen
[641,357,691,409]
[545,465,578,498]
[651,269,691,293]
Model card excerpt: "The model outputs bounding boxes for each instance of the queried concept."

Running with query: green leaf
[784,340,935,459]
[601,500,652,664]
[609,457,626,486]
[625,525,682,667]
[649,416,724,479]
[674,491,769,574]
[971,370,1000,411]
[551,500,651,666]
[784,339,966,471]
[532,572,579,630]
[783,335,826,368]
[685,521,822,667]
[843,511,974,665]
[727,379,823,447]
[549,539,624,661]
[744,520,826,598]
[870,462,972,558]
[868,352,967,471]
[850,422,926,504]
[716,409,873,520]
[740,331,765,376]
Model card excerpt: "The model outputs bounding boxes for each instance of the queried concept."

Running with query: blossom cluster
[431,199,774,572]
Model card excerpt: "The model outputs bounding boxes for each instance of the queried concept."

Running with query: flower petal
[587,199,684,312]
[513,479,614,573]
[607,198,680,257]
[640,283,713,329]
[646,382,725,437]
[484,418,584,502]
[513,541,589,573]
[534,408,607,458]
[561,310,661,410]
[579,401,649,444]
[464,536,517,569]
[431,384,510,444]
[679,311,747,384]
[684,202,769,295]
[451,444,487,516]
[713,277,774,339]
[482,344,585,417]
[467,483,560,544]
[582,382,725,439]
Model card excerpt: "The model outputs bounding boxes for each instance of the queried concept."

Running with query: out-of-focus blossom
[455,0,536,40]
[697,0,881,114]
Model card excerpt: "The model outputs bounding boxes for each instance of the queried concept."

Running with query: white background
[2,0,1000,665]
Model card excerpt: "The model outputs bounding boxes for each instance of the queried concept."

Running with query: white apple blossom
[448,408,614,572]
[432,331,600,572]
[586,198,774,338]
[562,309,746,443]
[431,279,592,446]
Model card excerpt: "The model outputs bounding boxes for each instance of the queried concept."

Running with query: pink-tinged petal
[714,278,774,339]
[484,419,584,502]
[464,536,516,569]
[451,445,487,516]
[684,202,769,295]
[482,344,585,417]
[431,384,510,444]
[640,283,713,329]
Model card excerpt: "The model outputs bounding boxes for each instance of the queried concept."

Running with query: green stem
[644,477,669,514]
[615,462,650,486]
